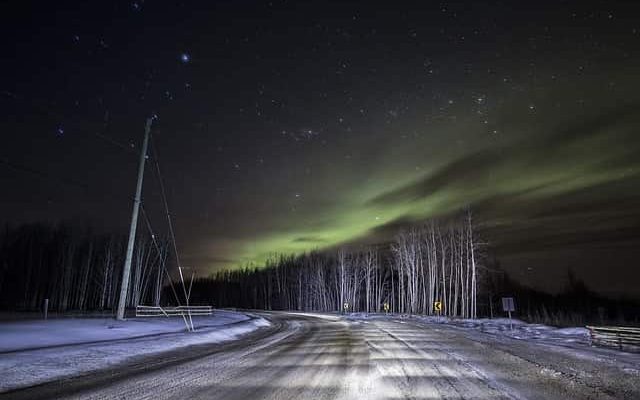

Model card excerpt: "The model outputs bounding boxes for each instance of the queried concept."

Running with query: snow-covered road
[3,312,639,400]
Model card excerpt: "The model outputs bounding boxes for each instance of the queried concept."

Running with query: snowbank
[0,310,270,392]
[345,312,590,346]
[431,317,591,345]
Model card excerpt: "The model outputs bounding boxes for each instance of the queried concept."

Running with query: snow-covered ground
[15,311,636,400]
[346,313,591,347]
[419,316,590,345]
[3,312,639,399]
[0,310,270,392]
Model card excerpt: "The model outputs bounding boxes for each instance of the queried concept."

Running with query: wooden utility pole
[116,117,153,320]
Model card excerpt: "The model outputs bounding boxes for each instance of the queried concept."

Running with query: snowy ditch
[0,310,270,392]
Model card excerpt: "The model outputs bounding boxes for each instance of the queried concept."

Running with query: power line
[2,91,138,155]
[149,131,192,326]
[140,204,183,306]
[0,157,90,191]
[92,130,136,154]
[4,103,186,310]
[0,156,146,206]
[150,131,182,271]
[4,97,188,307]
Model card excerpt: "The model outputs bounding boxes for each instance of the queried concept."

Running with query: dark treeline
[3,220,637,326]
[485,265,640,327]
[189,211,487,318]
[0,223,171,312]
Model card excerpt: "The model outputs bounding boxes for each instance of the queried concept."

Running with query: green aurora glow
[204,84,640,273]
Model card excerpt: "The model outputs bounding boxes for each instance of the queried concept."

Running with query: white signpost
[502,297,516,330]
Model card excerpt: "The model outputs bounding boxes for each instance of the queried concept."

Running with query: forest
[191,211,483,318]
[0,211,482,317]
[2,212,638,327]
[0,223,169,312]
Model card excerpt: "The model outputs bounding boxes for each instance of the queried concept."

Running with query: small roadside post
[502,297,516,330]
[43,298,49,320]
[434,300,443,322]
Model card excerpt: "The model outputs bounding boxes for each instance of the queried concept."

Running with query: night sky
[2,1,640,296]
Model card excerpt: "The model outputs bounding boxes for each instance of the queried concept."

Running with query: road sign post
[434,300,443,322]
[502,297,516,330]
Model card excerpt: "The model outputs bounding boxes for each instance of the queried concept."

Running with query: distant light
[56,126,64,136]
[180,53,191,63]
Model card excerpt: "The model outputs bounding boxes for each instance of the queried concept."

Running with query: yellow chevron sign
[434,301,442,312]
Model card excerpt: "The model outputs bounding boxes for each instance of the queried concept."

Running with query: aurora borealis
[2,1,640,295]
[227,88,640,292]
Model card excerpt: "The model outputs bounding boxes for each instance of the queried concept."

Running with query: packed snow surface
[16,312,638,400]
[0,310,269,392]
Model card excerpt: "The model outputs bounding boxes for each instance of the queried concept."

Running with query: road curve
[3,312,638,400]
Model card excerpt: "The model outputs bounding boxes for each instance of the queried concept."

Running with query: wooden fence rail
[586,325,640,353]
[136,305,213,317]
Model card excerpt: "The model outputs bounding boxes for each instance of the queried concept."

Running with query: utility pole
[116,117,153,320]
